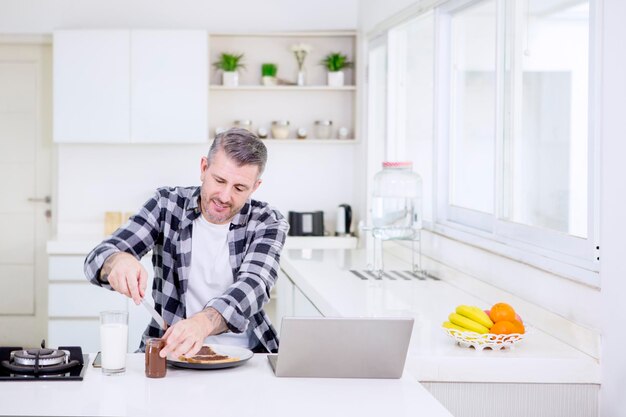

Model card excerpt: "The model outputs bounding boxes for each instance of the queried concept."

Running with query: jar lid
[382,161,413,168]
[314,120,333,125]
[272,120,290,126]
[234,120,253,125]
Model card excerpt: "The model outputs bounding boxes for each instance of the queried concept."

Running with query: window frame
[433,0,599,284]
[366,0,600,286]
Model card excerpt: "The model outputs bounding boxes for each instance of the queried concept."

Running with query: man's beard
[201,194,239,224]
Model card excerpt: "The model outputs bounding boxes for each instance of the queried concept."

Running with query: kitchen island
[0,354,453,417]
[279,248,600,417]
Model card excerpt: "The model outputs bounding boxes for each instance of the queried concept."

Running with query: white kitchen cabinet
[273,268,322,334]
[53,30,130,143]
[131,30,208,143]
[293,284,323,317]
[48,254,154,352]
[53,30,208,144]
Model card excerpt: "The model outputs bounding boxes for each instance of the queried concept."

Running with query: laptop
[267,317,414,378]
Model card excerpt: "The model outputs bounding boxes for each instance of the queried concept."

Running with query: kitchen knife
[141,298,168,331]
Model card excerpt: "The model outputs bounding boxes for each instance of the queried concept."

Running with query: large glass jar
[371,161,422,240]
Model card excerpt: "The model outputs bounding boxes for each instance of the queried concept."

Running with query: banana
[442,321,467,332]
[456,305,494,329]
[448,312,490,334]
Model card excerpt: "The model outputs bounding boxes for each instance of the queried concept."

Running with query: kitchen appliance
[335,204,352,236]
[0,340,88,381]
[288,211,324,236]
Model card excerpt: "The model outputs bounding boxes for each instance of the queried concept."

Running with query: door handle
[28,196,51,204]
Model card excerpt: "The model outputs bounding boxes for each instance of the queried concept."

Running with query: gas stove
[0,340,88,381]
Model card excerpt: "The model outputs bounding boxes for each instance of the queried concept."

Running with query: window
[368,0,597,284]
[388,13,435,222]
[447,0,497,228]
[436,0,597,279]
[503,1,590,238]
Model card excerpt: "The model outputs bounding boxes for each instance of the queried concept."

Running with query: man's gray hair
[208,127,268,176]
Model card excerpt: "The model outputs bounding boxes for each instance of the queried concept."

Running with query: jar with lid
[271,121,290,139]
[314,120,333,139]
[233,120,253,132]
[371,161,422,240]
[145,338,167,378]
[257,127,269,139]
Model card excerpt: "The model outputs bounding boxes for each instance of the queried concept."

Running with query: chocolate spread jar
[145,338,167,378]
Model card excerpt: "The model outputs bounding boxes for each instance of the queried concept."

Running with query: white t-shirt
[185,214,253,348]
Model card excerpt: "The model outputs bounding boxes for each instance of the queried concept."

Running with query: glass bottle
[371,161,423,240]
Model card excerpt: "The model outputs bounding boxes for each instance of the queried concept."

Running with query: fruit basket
[442,327,527,351]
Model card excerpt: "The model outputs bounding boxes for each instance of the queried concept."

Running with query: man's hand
[100,252,148,305]
[159,307,228,359]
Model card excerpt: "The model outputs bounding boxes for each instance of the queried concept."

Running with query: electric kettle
[335,204,352,236]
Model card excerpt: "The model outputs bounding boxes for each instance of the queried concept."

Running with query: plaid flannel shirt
[84,186,288,353]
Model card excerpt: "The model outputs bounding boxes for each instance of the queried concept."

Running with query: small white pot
[262,76,277,86]
[327,71,344,87]
[222,71,239,87]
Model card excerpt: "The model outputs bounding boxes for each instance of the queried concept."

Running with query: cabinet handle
[28,196,51,204]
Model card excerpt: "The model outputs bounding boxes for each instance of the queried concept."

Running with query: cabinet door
[53,30,130,143]
[293,284,323,318]
[130,30,208,143]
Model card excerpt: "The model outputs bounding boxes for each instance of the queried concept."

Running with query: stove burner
[0,340,84,377]
[13,348,67,366]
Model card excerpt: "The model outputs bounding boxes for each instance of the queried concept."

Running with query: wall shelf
[210,85,356,91]
[209,138,358,144]
[208,31,357,140]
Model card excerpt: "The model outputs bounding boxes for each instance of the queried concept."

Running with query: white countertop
[0,354,453,417]
[281,249,600,384]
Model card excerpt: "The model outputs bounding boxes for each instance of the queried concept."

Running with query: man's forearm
[98,252,123,283]
[199,307,228,336]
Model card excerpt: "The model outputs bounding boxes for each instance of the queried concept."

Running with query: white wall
[56,143,355,239]
[599,0,626,415]
[0,0,361,239]
[0,0,358,33]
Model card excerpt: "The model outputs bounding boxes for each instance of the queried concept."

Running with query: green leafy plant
[213,53,245,72]
[321,52,353,72]
[261,63,278,77]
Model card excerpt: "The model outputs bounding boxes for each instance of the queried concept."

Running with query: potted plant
[261,63,278,86]
[213,52,245,87]
[321,52,353,87]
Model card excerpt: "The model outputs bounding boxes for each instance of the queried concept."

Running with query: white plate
[167,344,253,370]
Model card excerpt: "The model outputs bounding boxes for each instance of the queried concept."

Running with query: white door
[0,43,52,346]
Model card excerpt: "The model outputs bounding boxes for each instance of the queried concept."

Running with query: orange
[489,303,516,323]
[490,320,517,335]
[511,320,525,334]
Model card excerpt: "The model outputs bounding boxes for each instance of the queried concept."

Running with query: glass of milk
[100,310,128,375]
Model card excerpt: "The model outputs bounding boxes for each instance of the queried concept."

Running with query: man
[84,128,289,359]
